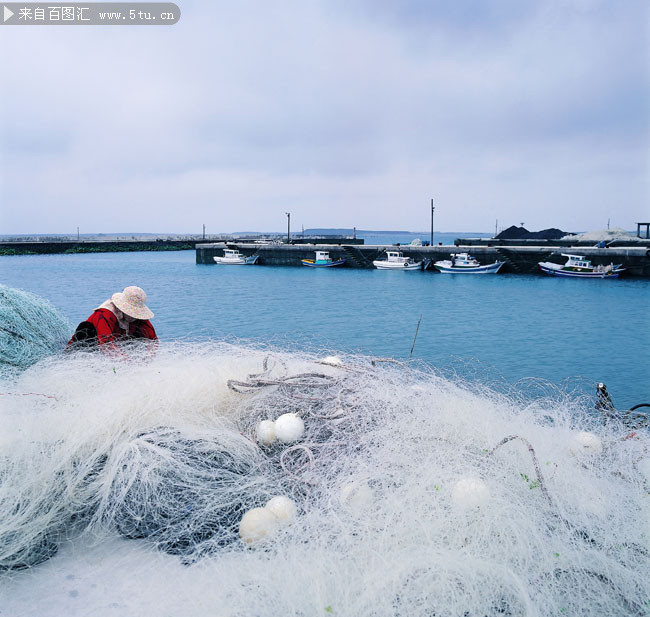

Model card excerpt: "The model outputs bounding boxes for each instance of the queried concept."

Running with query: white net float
[265,496,297,524]
[238,507,277,544]
[256,420,277,446]
[451,477,490,511]
[274,413,305,444]
[569,431,603,455]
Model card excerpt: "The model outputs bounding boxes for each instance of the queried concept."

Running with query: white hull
[213,255,258,265]
[434,261,504,274]
[538,262,624,278]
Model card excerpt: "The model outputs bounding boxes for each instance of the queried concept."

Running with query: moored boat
[538,254,625,278]
[301,251,346,268]
[372,250,423,270]
[433,253,504,274]
[213,249,258,265]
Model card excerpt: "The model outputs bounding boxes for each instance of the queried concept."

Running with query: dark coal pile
[495,226,567,240]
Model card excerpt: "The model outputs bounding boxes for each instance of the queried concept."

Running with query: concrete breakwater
[197,242,650,277]
[0,236,360,256]
[0,240,196,255]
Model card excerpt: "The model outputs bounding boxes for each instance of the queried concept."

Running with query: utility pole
[77,227,79,241]
[430,198,435,246]
[202,224,205,240]
[285,212,291,243]
[495,219,498,237]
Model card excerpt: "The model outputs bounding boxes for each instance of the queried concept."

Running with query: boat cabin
[224,249,242,258]
[315,251,331,262]
[450,253,479,266]
[386,251,406,262]
[562,254,592,269]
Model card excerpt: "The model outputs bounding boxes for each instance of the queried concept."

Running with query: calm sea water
[1,250,648,408]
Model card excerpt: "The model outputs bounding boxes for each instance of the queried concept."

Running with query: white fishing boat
[433,253,504,274]
[372,250,423,270]
[213,249,258,265]
[538,254,625,278]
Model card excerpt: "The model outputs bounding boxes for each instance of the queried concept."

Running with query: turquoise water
[1,250,648,408]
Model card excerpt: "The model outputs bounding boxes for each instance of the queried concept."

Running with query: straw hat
[111,286,154,320]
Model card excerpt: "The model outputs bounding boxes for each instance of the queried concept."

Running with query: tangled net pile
[0,342,649,616]
[0,284,72,376]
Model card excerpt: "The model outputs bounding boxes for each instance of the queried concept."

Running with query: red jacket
[68,308,157,347]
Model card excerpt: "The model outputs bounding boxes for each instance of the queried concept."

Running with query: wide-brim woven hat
[112,286,154,320]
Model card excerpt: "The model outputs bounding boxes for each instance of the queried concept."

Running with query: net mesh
[0,284,72,376]
[0,341,648,616]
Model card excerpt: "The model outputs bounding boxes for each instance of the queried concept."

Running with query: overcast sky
[1,0,648,234]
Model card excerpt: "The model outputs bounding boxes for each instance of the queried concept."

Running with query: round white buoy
[320,355,343,367]
[265,496,297,524]
[256,420,277,446]
[274,413,305,443]
[451,477,490,511]
[569,431,603,455]
[239,507,277,544]
[339,482,373,512]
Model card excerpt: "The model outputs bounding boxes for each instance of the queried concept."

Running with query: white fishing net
[0,342,648,616]
[0,284,72,376]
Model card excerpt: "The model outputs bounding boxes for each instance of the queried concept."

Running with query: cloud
[1,0,647,233]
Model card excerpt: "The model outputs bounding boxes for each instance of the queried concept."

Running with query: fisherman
[67,286,157,349]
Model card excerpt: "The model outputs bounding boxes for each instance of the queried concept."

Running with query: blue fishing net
[0,284,72,376]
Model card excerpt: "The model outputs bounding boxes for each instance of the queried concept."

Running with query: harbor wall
[0,236,361,256]
[0,240,196,255]
[196,242,650,277]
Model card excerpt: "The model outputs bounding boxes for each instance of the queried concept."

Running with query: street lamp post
[430,198,435,246]
[286,212,291,244]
